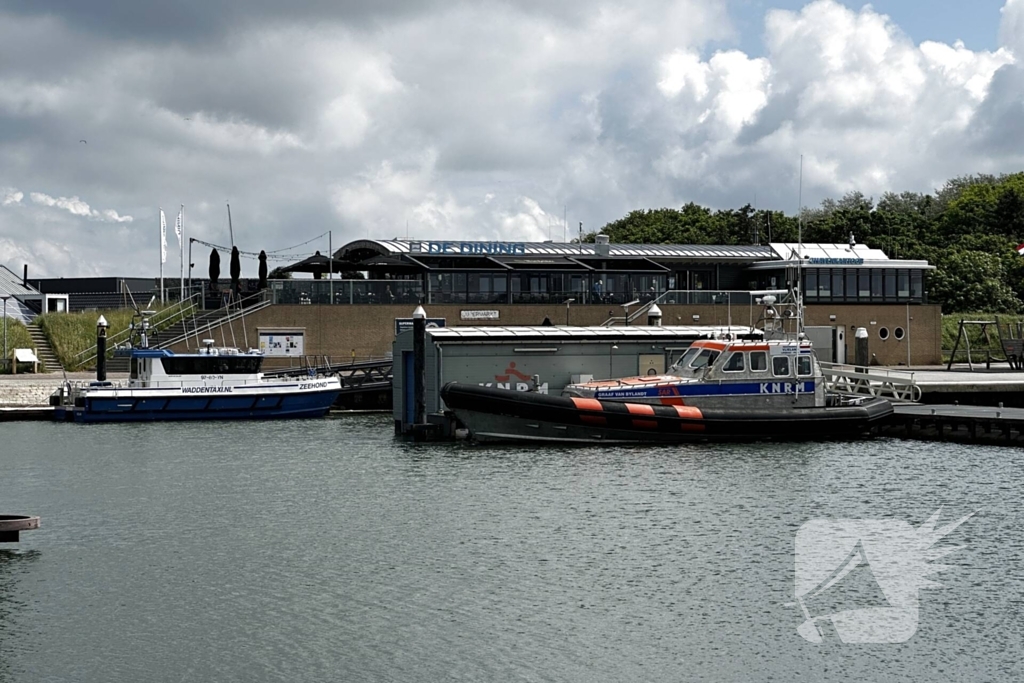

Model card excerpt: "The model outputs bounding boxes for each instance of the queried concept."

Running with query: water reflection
[0,549,40,683]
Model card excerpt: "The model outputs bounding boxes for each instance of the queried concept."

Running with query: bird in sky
[79,139,87,144]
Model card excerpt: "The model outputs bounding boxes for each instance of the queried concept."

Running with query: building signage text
[808,257,864,265]
[461,310,500,321]
[410,241,526,255]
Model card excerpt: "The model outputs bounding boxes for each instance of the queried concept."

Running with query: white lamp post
[1,295,9,370]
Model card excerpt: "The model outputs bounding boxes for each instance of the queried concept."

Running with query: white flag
[175,207,183,248]
[160,209,167,264]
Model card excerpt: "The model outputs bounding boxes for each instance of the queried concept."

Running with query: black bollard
[854,327,869,370]
[413,305,426,425]
[96,315,109,382]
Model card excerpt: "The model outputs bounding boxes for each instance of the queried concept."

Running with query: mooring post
[96,315,109,382]
[647,303,662,327]
[855,327,869,371]
[413,305,426,425]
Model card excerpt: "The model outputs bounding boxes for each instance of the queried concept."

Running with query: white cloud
[1,0,1024,277]
[1,188,23,206]
[29,192,133,223]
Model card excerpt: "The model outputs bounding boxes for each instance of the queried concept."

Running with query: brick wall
[168,302,944,367]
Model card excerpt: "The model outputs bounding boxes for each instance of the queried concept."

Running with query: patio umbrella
[209,248,220,292]
[230,246,241,296]
[258,250,268,289]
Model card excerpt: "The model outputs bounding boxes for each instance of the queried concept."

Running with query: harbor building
[9,237,939,367]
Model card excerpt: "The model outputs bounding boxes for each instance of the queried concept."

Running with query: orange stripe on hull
[673,404,705,432]
[625,403,655,415]
[571,397,604,411]
[659,397,685,406]
[672,405,703,419]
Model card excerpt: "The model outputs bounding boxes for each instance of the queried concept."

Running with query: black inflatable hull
[441,383,894,444]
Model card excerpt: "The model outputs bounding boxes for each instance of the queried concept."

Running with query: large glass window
[884,269,897,301]
[859,270,871,298]
[749,351,767,371]
[772,356,790,377]
[871,270,883,299]
[832,269,844,299]
[897,270,910,298]
[797,355,813,376]
[805,269,818,301]
[911,270,923,300]
[846,270,857,302]
[817,268,831,298]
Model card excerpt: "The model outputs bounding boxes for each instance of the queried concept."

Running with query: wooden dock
[883,404,1024,446]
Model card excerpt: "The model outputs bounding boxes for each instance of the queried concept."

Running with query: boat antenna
[227,202,235,248]
[796,154,804,335]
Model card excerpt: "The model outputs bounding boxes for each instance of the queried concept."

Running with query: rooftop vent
[595,234,610,256]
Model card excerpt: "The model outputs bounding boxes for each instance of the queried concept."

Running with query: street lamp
[621,299,640,326]
[1,295,9,371]
[563,298,575,326]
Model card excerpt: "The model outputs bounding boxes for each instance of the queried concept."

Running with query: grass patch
[0,318,36,373]
[941,313,1024,362]
[38,309,138,371]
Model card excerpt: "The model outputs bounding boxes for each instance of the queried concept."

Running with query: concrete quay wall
[0,379,60,406]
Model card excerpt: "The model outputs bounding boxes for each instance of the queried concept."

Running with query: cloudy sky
[2,0,1024,277]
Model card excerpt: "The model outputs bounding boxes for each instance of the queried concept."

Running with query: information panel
[258,328,305,357]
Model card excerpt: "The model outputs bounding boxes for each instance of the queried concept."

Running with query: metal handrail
[819,361,922,403]
[73,292,202,367]
[159,293,271,350]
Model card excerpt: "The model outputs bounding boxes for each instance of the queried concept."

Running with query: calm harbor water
[0,416,1021,682]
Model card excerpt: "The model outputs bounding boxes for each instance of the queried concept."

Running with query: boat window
[722,352,745,372]
[797,355,813,376]
[772,356,790,377]
[671,347,701,370]
[161,356,264,375]
[689,349,718,369]
[749,351,767,371]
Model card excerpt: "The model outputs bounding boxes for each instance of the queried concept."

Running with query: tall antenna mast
[226,203,235,248]
[797,154,804,333]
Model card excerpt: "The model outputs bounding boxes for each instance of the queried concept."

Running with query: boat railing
[819,361,921,403]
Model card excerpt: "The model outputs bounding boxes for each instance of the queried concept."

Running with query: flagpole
[180,205,185,302]
[159,207,165,304]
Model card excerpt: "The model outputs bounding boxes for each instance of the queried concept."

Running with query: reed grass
[37,309,137,370]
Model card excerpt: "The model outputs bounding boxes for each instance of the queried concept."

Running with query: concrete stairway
[25,323,62,372]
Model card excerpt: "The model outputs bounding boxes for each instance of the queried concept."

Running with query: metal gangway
[818,362,922,403]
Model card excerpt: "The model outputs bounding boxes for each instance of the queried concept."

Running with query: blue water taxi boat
[52,340,342,423]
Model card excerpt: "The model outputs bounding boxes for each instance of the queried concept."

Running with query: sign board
[460,310,500,321]
[409,241,526,255]
[394,317,446,336]
[808,257,864,265]
[258,328,304,356]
